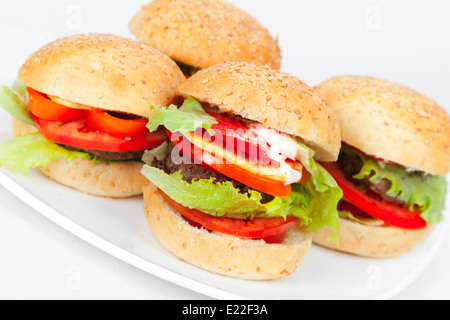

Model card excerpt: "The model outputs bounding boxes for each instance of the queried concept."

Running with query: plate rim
[0,169,249,300]
[1,168,448,300]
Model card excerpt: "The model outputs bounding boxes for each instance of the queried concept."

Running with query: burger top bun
[18,33,185,118]
[129,0,281,70]
[177,62,342,162]
[315,76,450,176]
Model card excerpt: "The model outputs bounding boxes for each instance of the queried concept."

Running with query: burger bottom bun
[38,158,146,198]
[12,118,146,198]
[142,182,312,280]
[311,217,434,258]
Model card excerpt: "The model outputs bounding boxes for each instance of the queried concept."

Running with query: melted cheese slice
[48,95,93,110]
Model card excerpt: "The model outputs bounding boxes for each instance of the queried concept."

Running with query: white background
[0,0,449,299]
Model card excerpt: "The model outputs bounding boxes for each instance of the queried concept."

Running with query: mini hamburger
[0,33,185,198]
[141,62,343,280]
[313,76,449,258]
[129,0,281,77]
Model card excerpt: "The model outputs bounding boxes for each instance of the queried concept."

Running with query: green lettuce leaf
[141,141,169,165]
[0,132,95,175]
[141,165,268,219]
[344,147,448,225]
[146,96,217,134]
[11,80,27,100]
[298,160,342,242]
[141,159,342,242]
[0,85,34,125]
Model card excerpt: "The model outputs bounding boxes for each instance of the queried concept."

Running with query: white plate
[0,128,448,300]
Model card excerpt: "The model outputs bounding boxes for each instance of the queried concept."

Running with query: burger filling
[174,60,201,78]
[322,145,448,229]
[152,141,275,204]
[141,96,343,243]
[0,81,166,173]
[338,148,408,207]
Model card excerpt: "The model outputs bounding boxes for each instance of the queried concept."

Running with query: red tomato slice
[320,161,426,229]
[208,160,294,197]
[34,116,167,152]
[27,87,85,122]
[28,87,154,140]
[87,110,149,138]
[158,188,300,243]
[206,112,272,163]
[169,131,294,198]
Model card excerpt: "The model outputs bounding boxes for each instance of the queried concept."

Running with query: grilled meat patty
[60,144,146,161]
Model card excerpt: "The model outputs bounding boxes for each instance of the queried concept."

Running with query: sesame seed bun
[314,76,450,176]
[129,0,281,70]
[311,218,434,258]
[176,62,342,162]
[19,33,185,118]
[142,181,312,280]
[12,118,146,198]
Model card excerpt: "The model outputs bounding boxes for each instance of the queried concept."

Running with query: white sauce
[247,124,306,185]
